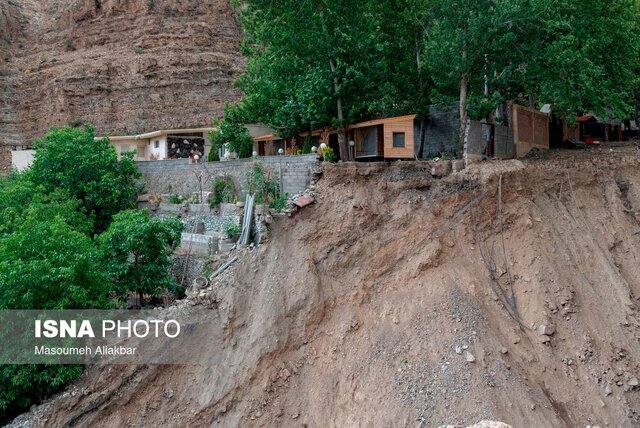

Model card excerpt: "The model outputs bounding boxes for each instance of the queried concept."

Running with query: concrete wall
[11,149,35,171]
[494,124,515,159]
[137,154,316,197]
[414,106,460,158]
[0,145,11,175]
[466,121,485,163]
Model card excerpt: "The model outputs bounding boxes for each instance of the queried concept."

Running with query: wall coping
[136,154,317,167]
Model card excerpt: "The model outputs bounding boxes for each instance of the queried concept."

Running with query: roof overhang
[98,127,217,141]
[348,114,417,130]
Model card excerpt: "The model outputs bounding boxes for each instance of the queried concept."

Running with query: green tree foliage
[209,104,255,160]
[0,365,84,423]
[0,219,109,310]
[235,0,419,159]
[0,124,185,421]
[232,0,640,158]
[97,210,183,304]
[426,0,640,151]
[0,174,93,237]
[506,0,640,120]
[28,125,140,233]
[0,213,110,421]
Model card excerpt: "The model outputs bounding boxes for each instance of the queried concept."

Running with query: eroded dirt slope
[17,145,640,427]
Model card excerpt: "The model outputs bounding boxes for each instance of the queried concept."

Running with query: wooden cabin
[576,115,622,143]
[349,115,416,160]
[253,115,418,161]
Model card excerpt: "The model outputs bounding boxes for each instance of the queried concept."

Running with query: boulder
[431,160,452,177]
[293,194,315,208]
[452,159,465,173]
[538,323,556,336]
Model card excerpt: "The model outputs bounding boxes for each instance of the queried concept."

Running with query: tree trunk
[329,58,348,160]
[139,291,144,307]
[415,30,428,160]
[458,25,468,159]
[458,74,468,158]
[635,90,640,139]
[417,116,427,159]
[318,7,348,161]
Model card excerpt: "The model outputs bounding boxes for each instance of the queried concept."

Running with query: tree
[426,0,640,156]
[425,0,495,155]
[28,125,140,233]
[97,210,183,305]
[209,104,255,160]
[0,174,93,237]
[0,216,110,422]
[234,0,412,159]
[0,219,110,310]
[505,0,640,120]
[373,0,433,157]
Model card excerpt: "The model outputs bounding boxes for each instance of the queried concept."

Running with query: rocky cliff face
[0,0,244,158]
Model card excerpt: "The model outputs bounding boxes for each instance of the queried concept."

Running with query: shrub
[225,223,241,241]
[208,145,220,162]
[28,125,140,233]
[97,210,183,305]
[244,161,279,205]
[211,175,236,206]
[168,194,183,204]
[269,195,287,213]
[321,147,336,162]
[0,365,84,423]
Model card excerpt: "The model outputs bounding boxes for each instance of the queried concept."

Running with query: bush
[269,195,287,213]
[224,223,241,241]
[321,146,336,162]
[97,210,183,305]
[28,125,140,233]
[244,161,279,205]
[168,194,184,204]
[208,145,220,162]
[0,365,84,423]
[211,175,236,206]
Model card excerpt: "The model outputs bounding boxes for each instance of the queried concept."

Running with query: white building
[104,127,216,161]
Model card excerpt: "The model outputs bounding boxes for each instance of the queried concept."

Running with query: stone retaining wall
[137,155,316,197]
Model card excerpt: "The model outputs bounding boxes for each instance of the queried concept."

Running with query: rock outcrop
[0,0,244,156]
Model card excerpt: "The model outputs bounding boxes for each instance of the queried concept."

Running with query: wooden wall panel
[512,104,549,157]
[383,119,415,159]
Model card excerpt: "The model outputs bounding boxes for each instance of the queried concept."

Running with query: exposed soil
[10,144,640,427]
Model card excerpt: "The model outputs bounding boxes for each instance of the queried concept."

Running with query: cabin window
[392,132,405,148]
[154,140,160,149]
